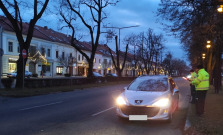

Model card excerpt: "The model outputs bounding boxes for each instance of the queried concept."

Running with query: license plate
[129,115,147,121]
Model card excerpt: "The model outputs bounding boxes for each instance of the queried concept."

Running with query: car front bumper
[116,105,170,120]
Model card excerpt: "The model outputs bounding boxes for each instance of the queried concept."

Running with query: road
[0,77,190,135]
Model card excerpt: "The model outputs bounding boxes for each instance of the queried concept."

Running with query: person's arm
[192,73,202,85]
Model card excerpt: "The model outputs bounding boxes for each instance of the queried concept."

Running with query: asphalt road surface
[0,77,190,135]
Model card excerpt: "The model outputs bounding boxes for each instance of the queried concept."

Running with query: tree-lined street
[0,78,190,135]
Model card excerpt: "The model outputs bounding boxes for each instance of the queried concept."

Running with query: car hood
[123,90,171,106]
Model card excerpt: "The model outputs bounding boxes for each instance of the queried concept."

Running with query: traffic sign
[22,49,27,59]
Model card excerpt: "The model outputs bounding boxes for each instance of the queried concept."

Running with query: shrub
[64,73,71,77]
[32,73,38,77]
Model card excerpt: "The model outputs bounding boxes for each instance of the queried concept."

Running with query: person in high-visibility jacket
[189,69,197,103]
[192,65,209,116]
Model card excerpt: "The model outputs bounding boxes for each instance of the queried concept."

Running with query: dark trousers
[195,90,207,115]
[190,85,196,102]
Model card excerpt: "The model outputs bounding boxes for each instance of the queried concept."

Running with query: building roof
[0,16,119,56]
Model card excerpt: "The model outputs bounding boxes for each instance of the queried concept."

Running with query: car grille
[120,106,160,117]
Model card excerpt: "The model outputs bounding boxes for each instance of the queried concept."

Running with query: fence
[1,77,136,88]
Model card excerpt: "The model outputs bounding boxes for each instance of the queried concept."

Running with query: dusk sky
[0,0,188,64]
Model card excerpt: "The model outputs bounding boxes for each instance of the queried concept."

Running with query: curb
[184,103,191,131]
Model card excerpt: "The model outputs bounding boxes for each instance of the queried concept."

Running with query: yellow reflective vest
[192,69,209,91]
[189,72,197,85]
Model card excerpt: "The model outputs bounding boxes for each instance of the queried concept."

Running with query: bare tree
[57,54,76,75]
[172,59,189,76]
[108,36,129,77]
[162,52,174,76]
[138,29,164,75]
[59,0,118,77]
[157,0,222,93]
[0,0,49,88]
[123,33,139,77]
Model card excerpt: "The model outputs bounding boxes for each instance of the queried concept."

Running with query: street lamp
[206,40,211,48]
[104,25,140,50]
[202,53,206,59]
[217,5,223,13]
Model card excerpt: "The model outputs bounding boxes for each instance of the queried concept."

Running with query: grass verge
[0,81,131,97]
[184,85,223,135]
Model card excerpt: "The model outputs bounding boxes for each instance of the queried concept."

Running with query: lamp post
[104,25,140,50]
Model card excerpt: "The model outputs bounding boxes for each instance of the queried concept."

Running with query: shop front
[8,58,17,73]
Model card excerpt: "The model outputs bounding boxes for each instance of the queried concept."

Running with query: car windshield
[128,77,168,91]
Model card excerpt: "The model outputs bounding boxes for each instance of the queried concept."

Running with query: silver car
[7,70,32,78]
[116,75,179,122]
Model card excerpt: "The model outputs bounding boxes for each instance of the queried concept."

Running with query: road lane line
[19,101,63,111]
[92,106,115,116]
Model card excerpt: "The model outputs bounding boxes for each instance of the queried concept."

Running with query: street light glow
[207,40,211,44]
[217,5,223,13]
[206,44,211,48]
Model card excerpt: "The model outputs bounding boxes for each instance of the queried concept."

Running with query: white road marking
[19,101,63,111]
[92,106,115,116]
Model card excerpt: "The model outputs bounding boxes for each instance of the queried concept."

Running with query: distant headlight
[186,75,191,79]
[152,98,170,108]
[116,96,127,105]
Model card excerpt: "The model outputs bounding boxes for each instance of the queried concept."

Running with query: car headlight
[152,98,170,108]
[116,96,127,105]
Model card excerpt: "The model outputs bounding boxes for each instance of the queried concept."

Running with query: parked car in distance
[116,75,179,122]
[105,73,118,77]
[7,71,32,78]
[92,72,102,77]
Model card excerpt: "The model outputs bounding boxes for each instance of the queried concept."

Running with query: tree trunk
[117,69,122,77]
[87,60,94,77]
[213,42,222,93]
[15,56,27,88]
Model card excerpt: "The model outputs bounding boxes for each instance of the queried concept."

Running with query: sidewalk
[184,85,223,135]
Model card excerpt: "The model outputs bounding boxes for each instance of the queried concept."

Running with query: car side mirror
[122,87,127,92]
[173,88,179,95]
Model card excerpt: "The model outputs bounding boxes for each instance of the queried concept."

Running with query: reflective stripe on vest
[196,79,209,82]
[196,87,209,90]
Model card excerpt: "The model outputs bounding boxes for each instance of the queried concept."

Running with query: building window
[56,51,59,58]
[47,49,50,57]
[41,48,45,56]
[42,64,51,73]
[56,66,63,75]
[82,55,84,61]
[62,52,65,59]
[78,55,80,61]
[8,41,13,52]
[99,59,101,63]
[29,46,36,56]
[17,45,20,53]
[70,53,72,57]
